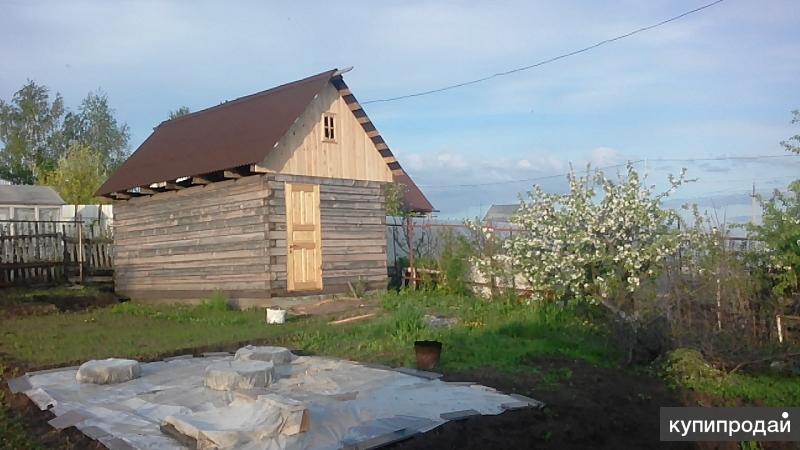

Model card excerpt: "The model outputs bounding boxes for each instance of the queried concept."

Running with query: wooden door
[285,183,323,291]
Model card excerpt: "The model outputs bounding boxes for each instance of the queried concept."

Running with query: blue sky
[1,0,798,219]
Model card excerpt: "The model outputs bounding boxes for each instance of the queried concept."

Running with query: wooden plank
[115,184,268,218]
[164,181,185,191]
[250,164,272,173]
[329,313,376,325]
[117,279,269,291]
[269,174,384,188]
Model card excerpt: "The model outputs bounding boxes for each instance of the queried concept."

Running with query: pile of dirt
[391,356,693,450]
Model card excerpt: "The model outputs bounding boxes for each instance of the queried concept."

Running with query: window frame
[322,113,336,143]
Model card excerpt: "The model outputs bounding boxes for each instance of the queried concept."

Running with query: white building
[0,185,65,221]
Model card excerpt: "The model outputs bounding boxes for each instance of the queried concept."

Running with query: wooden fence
[0,219,113,287]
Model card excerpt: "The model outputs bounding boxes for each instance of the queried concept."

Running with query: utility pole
[750,183,757,226]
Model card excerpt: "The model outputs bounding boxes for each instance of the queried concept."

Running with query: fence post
[61,224,69,281]
[406,216,415,289]
[76,217,84,283]
[509,227,516,292]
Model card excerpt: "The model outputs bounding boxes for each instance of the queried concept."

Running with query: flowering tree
[747,180,800,299]
[478,164,692,313]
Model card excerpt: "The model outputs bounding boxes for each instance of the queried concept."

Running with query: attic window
[322,113,336,142]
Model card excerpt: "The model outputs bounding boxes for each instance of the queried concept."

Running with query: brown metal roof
[97,69,434,213]
[393,172,435,213]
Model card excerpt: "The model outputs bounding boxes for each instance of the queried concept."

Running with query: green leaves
[747,180,800,298]
[0,81,130,195]
[40,144,108,204]
[0,80,65,184]
[168,106,191,120]
[780,110,800,154]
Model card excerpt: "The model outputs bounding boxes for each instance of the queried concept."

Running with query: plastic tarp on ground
[21,353,533,450]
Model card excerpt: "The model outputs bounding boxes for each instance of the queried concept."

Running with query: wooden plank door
[285,183,323,291]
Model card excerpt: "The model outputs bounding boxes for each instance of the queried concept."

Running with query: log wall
[113,175,271,303]
[112,173,388,304]
[266,174,388,298]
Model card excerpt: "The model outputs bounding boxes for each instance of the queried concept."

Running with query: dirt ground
[289,297,380,319]
[0,287,119,319]
[390,356,695,450]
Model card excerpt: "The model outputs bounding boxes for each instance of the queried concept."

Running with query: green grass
[662,348,800,406]
[676,371,800,407]
[0,289,614,370]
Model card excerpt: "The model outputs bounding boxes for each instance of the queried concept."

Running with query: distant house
[97,69,433,305]
[0,185,64,221]
[483,204,519,225]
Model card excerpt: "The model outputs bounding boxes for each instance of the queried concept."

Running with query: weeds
[111,296,245,326]
[199,291,231,311]
[662,348,800,406]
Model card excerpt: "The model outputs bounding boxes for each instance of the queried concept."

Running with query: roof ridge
[159,69,337,127]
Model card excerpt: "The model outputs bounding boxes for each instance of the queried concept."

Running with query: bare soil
[390,355,693,450]
[0,288,120,318]
[289,297,381,320]
[5,387,105,450]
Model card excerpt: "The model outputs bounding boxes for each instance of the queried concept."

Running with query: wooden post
[406,216,415,288]
[76,217,84,283]
[488,219,497,296]
[716,275,722,332]
[62,224,69,281]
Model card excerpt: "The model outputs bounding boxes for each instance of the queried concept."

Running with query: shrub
[662,348,724,388]
[437,228,472,295]
[747,180,800,299]
[199,291,231,311]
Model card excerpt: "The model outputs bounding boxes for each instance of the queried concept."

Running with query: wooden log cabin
[96,69,433,306]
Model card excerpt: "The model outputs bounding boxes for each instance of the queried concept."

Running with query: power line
[420,160,644,189]
[363,0,727,104]
[419,154,799,190]
[650,154,800,163]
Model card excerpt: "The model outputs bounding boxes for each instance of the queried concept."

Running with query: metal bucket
[414,340,442,370]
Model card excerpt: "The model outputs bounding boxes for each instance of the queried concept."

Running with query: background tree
[168,106,191,120]
[41,144,108,204]
[746,109,800,302]
[781,110,800,154]
[62,89,130,172]
[0,80,65,184]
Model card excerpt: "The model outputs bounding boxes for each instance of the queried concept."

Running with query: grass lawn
[0,290,614,370]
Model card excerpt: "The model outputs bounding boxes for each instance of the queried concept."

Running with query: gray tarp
[22,350,536,449]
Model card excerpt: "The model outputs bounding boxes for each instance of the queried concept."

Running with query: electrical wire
[363,0,727,104]
[418,154,799,189]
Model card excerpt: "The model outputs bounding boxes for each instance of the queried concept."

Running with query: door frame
[285,182,323,292]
